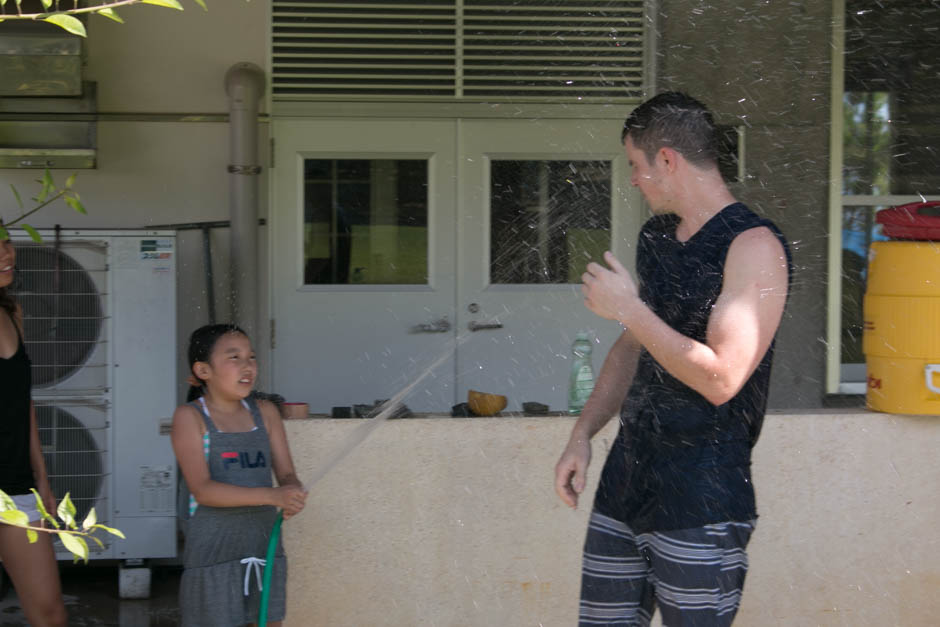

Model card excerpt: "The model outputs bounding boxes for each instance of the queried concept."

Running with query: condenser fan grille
[36,404,108,526]
[14,243,105,388]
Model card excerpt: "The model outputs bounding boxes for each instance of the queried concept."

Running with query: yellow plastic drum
[863,240,940,414]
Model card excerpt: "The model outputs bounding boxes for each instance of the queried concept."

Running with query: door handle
[468,320,503,332]
[410,317,451,333]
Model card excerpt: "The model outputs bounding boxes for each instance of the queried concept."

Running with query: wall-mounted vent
[272,0,646,103]
[0,21,96,169]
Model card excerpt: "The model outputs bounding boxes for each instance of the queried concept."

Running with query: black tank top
[0,308,36,495]
[595,203,793,533]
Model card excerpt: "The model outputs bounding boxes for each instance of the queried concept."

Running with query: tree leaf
[0,510,29,526]
[65,173,76,188]
[93,523,126,540]
[89,534,105,549]
[82,507,97,530]
[21,224,41,242]
[57,493,77,529]
[26,528,37,543]
[96,8,124,23]
[10,184,23,209]
[141,0,184,10]
[59,532,89,563]
[30,488,59,529]
[35,169,55,204]
[65,195,87,215]
[0,489,14,512]
[43,14,87,38]
[193,0,207,9]
[0,226,8,241]
[40,0,52,9]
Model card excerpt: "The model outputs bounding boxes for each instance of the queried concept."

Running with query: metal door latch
[468,320,503,332]
[410,317,451,333]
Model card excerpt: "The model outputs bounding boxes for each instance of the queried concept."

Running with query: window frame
[826,0,940,394]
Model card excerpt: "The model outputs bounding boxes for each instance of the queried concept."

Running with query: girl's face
[195,332,257,400]
[0,239,14,289]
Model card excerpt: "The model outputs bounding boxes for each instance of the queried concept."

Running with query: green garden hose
[257,511,283,627]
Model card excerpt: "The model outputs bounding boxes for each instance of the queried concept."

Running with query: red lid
[876,201,940,240]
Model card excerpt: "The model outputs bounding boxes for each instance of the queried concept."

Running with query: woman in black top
[0,235,67,627]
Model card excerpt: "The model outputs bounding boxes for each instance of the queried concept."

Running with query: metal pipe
[201,225,216,325]
[224,63,265,337]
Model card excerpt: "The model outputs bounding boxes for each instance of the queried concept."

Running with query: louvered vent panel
[272,0,645,102]
[461,1,644,101]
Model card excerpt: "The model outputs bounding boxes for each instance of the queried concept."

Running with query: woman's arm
[16,305,56,517]
[28,401,56,517]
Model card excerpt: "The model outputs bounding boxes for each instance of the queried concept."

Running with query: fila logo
[221,451,267,470]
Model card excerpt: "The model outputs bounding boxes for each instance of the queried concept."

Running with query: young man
[554,92,792,626]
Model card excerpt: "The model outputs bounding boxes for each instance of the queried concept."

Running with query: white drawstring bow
[240,556,267,596]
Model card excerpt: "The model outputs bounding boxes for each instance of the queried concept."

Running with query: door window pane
[842,92,893,196]
[489,160,611,284]
[844,3,940,196]
[837,2,940,374]
[303,159,428,285]
[841,205,889,364]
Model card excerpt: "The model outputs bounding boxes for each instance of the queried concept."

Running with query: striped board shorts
[579,510,755,626]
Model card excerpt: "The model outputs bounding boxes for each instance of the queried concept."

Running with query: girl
[172,323,307,627]
[0,236,68,627]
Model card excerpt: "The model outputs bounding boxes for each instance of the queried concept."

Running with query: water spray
[258,338,464,625]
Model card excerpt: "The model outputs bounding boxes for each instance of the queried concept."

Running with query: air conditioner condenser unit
[13,230,177,561]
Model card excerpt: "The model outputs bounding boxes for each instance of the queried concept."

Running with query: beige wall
[283,411,939,626]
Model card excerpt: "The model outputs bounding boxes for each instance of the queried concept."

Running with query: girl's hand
[273,485,308,519]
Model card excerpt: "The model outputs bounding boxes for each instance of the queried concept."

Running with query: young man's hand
[554,437,592,509]
[581,251,640,324]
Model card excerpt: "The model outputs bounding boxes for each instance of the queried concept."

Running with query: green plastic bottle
[568,332,595,415]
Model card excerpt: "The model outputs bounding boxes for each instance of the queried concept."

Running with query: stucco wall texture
[282,412,939,626]
[654,1,836,409]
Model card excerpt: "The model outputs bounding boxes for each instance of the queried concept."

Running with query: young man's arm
[554,329,641,508]
[582,227,788,406]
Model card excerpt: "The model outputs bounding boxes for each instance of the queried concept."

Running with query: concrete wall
[654,1,835,408]
[282,412,939,626]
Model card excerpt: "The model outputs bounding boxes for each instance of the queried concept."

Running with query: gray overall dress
[180,397,287,626]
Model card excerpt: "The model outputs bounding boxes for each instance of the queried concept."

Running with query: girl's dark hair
[186,323,248,402]
[621,91,720,168]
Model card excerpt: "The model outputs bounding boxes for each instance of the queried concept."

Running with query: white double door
[271,117,638,414]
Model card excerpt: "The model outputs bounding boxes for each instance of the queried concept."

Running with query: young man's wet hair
[621,91,720,168]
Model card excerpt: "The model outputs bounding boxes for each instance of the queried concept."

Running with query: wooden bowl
[281,402,309,420]
[467,390,507,416]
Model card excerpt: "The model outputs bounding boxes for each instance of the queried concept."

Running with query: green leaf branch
[0,0,241,37]
[1,170,85,242]
[0,489,125,563]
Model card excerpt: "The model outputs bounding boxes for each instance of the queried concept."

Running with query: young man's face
[624,135,670,214]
